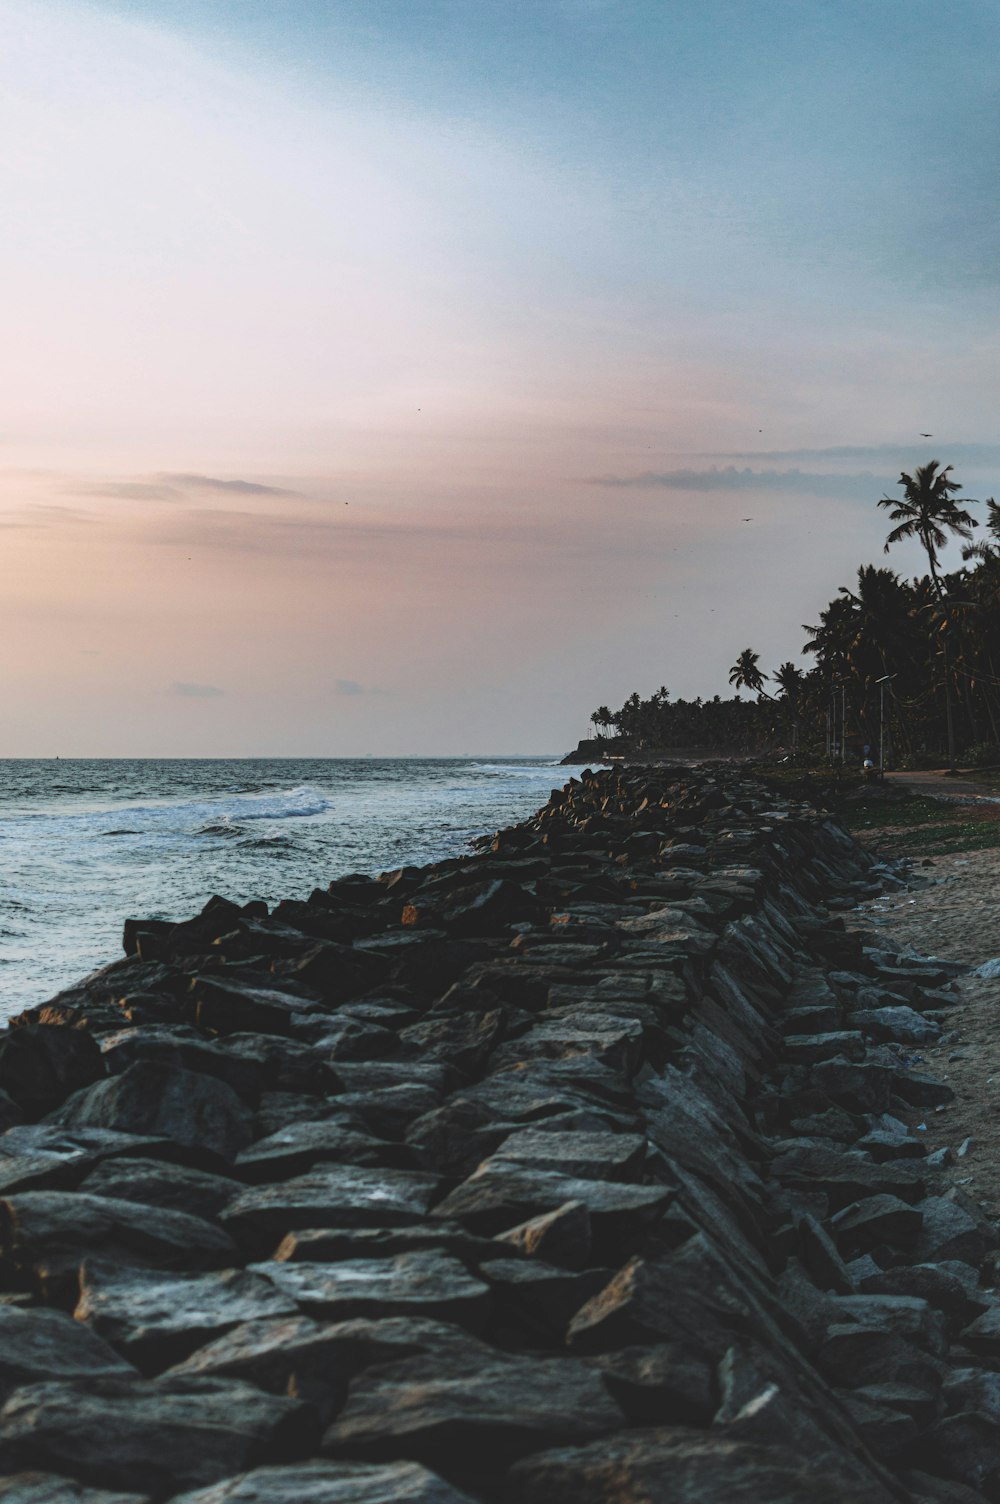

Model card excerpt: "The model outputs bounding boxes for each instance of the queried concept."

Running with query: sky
[2,0,999,755]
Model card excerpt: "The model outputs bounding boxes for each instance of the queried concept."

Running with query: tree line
[589,461,1000,768]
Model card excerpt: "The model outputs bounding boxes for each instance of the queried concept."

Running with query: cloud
[168,681,224,698]
[703,444,1000,468]
[73,482,182,502]
[334,679,364,696]
[587,466,881,496]
[161,473,302,497]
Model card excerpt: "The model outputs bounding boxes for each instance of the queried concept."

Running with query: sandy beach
[849,826,1000,1219]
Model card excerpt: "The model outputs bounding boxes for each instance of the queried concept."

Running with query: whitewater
[0,757,568,1021]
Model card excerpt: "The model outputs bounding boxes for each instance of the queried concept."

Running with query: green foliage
[588,460,1000,766]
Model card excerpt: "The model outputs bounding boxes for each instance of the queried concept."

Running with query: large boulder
[52,1064,252,1165]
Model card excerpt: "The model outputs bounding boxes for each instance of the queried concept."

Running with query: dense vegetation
[590,461,1000,768]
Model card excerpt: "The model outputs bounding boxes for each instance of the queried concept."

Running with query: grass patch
[843,794,1000,857]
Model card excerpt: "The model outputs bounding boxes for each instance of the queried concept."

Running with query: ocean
[0,757,570,1023]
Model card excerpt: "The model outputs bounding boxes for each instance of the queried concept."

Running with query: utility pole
[876,673,895,778]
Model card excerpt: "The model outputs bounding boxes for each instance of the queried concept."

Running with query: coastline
[0,767,994,1499]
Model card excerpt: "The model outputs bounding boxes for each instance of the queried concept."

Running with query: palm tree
[878,461,979,599]
[728,648,772,699]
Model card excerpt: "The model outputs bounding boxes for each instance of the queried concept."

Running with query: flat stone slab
[488,1130,646,1182]
[253,1252,491,1327]
[76,1262,299,1374]
[0,1376,320,1498]
[0,1476,150,1504]
[505,1426,897,1503]
[234,1122,406,1184]
[221,1167,442,1252]
[0,1192,237,1295]
[432,1164,669,1258]
[78,1159,239,1220]
[322,1351,622,1483]
[0,1306,136,1405]
[54,1064,253,1165]
[167,1459,477,1503]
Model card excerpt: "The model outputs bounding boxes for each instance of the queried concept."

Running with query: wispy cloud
[334,679,364,696]
[161,473,302,497]
[73,482,181,502]
[702,444,1000,468]
[587,466,881,496]
[168,681,224,698]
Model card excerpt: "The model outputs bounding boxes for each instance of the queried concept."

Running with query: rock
[189,978,326,1038]
[252,1251,491,1327]
[322,1351,621,1486]
[167,1460,477,1503]
[829,1195,922,1259]
[0,1305,136,1403]
[493,1201,593,1269]
[169,1314,489,1413]
[234,1122,408,1184]
[76,1261,299,1374]
[859,1264,985,1334]
[431,1165,669,1259]
[0,1027,105,1118]
[915,1194,998,1265]
[479,1258,609,1340]
[852,1007,941,1046]
[488,1129,647,1182]
[220,1166,441,1254]
[815,1325,942,1395]
[0,1477,150,1504]
[591,1345,716,1424]
[78,1159,238,1220]
[504,1426,896,1503]
[0,1192,236,1301]
[402,879,540,937]
[272,1223,497,1265]
[99,1029,263,1103]
[53,1064,252,1165]
[0,1376,320,1498]
[924,1411,1000,1498]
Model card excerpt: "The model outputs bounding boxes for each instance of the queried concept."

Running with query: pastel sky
[3,0,999,755]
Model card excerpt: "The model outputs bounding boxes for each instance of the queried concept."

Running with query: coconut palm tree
[878,461,978,598]
[728,648,772,699]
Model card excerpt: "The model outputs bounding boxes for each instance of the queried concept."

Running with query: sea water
[0,757,568,1022]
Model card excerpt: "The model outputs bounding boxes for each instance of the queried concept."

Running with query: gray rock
[504,1426,896,1503]
[432,1164,669,1259]
[0,1192,236,1300]
[829,1194,922,1258]
[915,1194,998,1265]
[168,1460,477,1503]
[852,1006,940,1046]
[591,1345,716,1425]
[78,1159,238,1220]
[0,1027,105,1119]
[253,1251,491,1327]
[488,1129,646,1182]
[0,1477,149,1504]
[53,1064,252,1164]
[76,1261,299,1374]
[492,1200,593,1269]
[234,1122,407,1183]
[322,1351,621,1484]
[0,1376,320,1498]
[221,1166,441,1253]
[0,1306,136,1404]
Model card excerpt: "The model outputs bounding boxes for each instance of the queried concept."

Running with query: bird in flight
[742,517,753,522]
[920,432,933,437]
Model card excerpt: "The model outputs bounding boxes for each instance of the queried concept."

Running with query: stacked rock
[0,767,995,1502]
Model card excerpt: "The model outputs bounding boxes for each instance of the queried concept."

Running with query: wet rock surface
[0,765,996,1499]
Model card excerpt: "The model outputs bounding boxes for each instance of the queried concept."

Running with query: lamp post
[876,673,896,778]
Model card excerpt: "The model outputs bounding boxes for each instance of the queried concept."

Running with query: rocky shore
[0,766,997,1502]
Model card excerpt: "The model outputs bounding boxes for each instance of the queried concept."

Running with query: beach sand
[848,842,1000,1217]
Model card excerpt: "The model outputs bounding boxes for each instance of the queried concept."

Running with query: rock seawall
[0,767,996,1502]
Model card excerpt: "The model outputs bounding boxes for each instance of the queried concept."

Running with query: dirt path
[883,769,1000,802]
[847,845,1000,1217]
